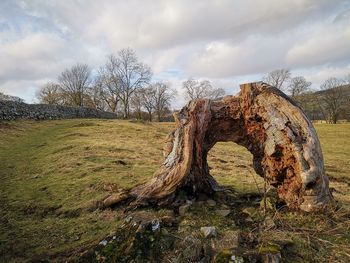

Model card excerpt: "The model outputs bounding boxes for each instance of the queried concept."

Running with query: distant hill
[314,84,350,96]
[294,84,350,123]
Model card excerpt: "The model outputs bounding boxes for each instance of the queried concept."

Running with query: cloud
[286,26,350,68]
[187,3,350,78]
[0,0,350,104]
[16,0,347,49]
[0,32,66,82]
[0,79,47,103]
[187,36,291,78]
[300,65,350,87]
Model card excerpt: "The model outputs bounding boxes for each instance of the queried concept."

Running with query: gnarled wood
[120,82,332,211]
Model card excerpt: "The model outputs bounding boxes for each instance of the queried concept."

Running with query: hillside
[0,120,350,262]
[296,84,350,122]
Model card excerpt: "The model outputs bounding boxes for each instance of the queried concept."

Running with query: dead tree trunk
[109,82,332,212]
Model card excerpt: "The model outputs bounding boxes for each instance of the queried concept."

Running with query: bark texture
[127,82,332,211]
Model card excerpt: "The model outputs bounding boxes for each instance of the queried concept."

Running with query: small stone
[99,240,108,246]
[200,226,217,238]
[262,252,281,263]
[216,209,231,217]
[245,217,254,223]
[206,199,217,207]
[186,199,194,205]
[125,215,133,223]
[151,219,161,232]
[231,255,244,263]
[179,204,190,216]
[258,242,281,262]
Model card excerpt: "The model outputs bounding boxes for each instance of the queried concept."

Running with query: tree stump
[116,82,333,211]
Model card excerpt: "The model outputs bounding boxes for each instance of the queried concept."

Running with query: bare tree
[151,82,175,122]
[58,63,91,107]
[106,48,152,118]
[36,82,62,105]
[317,77,347,124]
[182,79,225,100]
[97,65,120,113]
[264,69,291,90]
[288,76,312,98]
[210,86,226,99]
[85,81,107,110]
[297,91,321,120]
[140,87,156,121]
[131,89,143,120]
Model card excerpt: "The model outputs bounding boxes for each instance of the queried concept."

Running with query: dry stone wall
[0,101,117,120]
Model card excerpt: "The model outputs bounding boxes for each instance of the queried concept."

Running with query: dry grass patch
[0,120,349,262]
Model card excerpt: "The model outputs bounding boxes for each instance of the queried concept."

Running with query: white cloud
[0,79,47,103]
[302,65,350,87]
[187,36,291,78]
[286,22,350,67]
[0,0,350,104]
[0,32,67,83]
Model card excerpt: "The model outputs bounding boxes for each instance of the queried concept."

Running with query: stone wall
[0,101,118,120]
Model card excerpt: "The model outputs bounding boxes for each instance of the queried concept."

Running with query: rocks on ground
[74,195,291,262]
[216,209,231,217]
[200,226,218,238]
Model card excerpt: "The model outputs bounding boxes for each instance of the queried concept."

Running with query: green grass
[314,123,350,210]
[0,120,349,262]
[316,123,350,179]
[0,120,173,261]
[208,141,263,193]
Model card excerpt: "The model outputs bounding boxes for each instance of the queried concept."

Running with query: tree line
[14,49,350,124]
[36,48,225,122]
[263,69,350,124]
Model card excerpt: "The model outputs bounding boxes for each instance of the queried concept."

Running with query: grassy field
[0,119,349,262]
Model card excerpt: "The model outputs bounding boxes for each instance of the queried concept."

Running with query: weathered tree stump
[110,82,333,212]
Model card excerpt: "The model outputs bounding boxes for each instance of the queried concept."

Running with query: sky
[1,0,350,108]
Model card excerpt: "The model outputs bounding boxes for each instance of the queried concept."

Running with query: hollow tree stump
[119,82,332,211]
